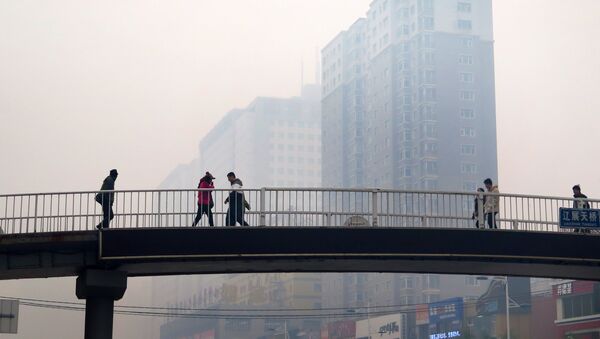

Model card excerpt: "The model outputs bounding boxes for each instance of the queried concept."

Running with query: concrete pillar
[76,269,127,339]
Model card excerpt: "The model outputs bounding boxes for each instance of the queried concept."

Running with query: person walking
[483,178,499,229]
[572,185,591,234]
[192,172,215,227]
[224,172,249,226]
[95,169,118,229]
[472,188,486,228]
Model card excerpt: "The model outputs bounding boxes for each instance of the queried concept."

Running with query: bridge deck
[1,227,599,280]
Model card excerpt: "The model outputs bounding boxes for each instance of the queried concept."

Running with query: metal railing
[0,188,597,235]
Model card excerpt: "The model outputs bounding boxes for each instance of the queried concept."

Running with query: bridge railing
[0,188,596,234]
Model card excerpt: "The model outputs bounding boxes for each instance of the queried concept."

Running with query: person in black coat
[472,188,485,228]
[96,169,118,229]
[224,172,249,226]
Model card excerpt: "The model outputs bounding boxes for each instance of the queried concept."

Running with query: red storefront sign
[553,281,595,297]
[327,320,356,339]
[193,329,215,339]
[416,304,430,325]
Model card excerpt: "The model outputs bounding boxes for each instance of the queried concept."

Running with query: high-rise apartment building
[159,85,321,190]
[322,0,497,191]
[321,1,498,335]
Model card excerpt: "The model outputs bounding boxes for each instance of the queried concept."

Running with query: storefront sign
[430,330,461,339]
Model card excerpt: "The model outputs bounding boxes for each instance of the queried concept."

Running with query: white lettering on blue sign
[430,331,461,339]
[559,208,600,228]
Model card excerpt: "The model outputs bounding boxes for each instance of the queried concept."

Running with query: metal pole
[33,195,38,233]
[505,277,510,339]
[367,300,371,337]
[157,192,162,227]
[260,188,266,226]
[372,190,379,227]
[477,193,485,228]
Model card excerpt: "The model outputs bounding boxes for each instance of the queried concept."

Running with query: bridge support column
[76,269,127,339]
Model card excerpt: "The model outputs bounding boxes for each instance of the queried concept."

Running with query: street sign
[0,299,18,334]
[559,208,600,228]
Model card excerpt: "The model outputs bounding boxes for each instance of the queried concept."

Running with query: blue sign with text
[559,208,600,228]
[428,297,463,324]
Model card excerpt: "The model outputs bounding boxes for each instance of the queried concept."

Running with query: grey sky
[1,0,599,198]
[1,1,600,338]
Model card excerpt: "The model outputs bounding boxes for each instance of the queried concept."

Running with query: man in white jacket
[483,178,499,229]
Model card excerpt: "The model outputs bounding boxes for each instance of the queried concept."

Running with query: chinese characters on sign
[378,322,400,336]
[555,282,573,296]
[559,208,600,229]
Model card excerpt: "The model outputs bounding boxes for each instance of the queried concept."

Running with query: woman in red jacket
[192,172,215,227]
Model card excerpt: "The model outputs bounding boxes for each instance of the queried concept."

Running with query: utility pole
[505,277,511,339]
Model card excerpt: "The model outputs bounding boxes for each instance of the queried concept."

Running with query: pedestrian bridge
[1,188,599,281]
[2,188,600,339]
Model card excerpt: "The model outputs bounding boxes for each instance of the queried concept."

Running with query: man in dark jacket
[96,169,118,229]
[224,172,249,226]
[572,185,591,234]
[472,188,485,228]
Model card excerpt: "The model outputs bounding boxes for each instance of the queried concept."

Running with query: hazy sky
[1,0,600,198]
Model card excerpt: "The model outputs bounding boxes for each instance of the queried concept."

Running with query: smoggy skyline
[1,0,599,198]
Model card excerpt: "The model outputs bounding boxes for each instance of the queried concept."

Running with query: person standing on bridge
[572,185,591,234]
[224,172,250,226]
[95,169,118,229]
[192,172,215,227]
[472,187,486,228]
[483,178,499,229]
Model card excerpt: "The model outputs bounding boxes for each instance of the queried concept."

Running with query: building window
[562,294,595,319]
[424,294,441,303]
[461,163,478,174]
[402,129,413,142]
[422,179,438,190]
[460,144,476,155]
[424,70,436,84]
[420,105,437,120]
[465,276,480,286]
[313,283,322,292]
[422,52,435,65]
[225,319,251,331]
[400,295,415,305]
[422,142,438,156]
[400,277,414,289]
[460,37,474,48]
[460,109,475,119]
[458,20,472,30]
[458,2,472,13]
[423,0,434,10]
[422,34,434,48]
[460,73,474,83]
[459,55,473,65]
[422,124,438,138]
[423,17,435,30]
[460,127,476,137]
[460,91,475,101]
[423,160,438,175]
[423,275,440,289]
[421,87,437,101]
